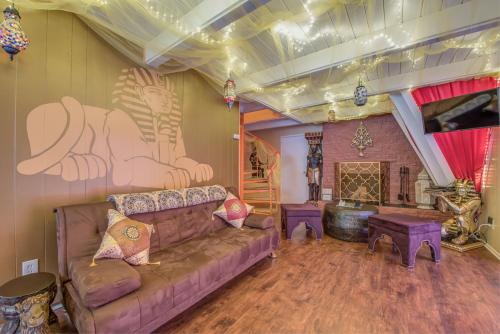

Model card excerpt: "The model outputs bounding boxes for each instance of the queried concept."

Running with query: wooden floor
[157,228,500,334]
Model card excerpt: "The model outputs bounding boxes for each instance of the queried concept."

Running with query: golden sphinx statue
[437,179,481,246]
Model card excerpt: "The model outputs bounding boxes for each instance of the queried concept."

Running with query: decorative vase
[415,169,434,209]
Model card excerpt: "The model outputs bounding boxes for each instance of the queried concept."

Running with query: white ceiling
[17,0,499,122]
[146,0,498,122]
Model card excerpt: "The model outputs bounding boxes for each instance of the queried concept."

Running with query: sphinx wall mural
[17,67,214,189]
[0,9,238,285]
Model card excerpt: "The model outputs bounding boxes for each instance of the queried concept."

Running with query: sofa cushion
[244,214,275,229]
[130,201,227,253]
[123,268,174,328]
[67,268,176,334]
[145,226,278,306]
[69,257,141,309]
[146,237,223,306]
[204,227,278,276]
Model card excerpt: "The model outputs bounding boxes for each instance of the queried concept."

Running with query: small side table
[281,204,323,240]
[0,272,57,334]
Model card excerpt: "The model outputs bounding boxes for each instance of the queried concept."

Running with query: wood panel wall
[483,127,500,255]
[0,8,239,285]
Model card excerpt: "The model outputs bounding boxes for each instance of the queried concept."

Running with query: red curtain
[411,77,498,192]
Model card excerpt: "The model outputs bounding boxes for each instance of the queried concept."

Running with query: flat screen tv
[421,88,499,134]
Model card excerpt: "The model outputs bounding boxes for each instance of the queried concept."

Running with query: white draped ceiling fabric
[9,0,500,123]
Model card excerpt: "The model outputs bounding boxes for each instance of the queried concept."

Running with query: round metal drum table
[324,203,378,242]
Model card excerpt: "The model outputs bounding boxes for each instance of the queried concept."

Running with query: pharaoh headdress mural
[113,68,180,145]
[17,68,213,189]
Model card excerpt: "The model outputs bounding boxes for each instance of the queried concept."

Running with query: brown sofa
[55,190,279,333]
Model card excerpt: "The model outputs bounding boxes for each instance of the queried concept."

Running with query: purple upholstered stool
[368,214,441,268]
[281,204,323,240]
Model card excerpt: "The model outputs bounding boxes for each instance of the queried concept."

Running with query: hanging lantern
[327,106,336,123]
[223,78,236,110]
[353,78,368,106]
[0,4,29,61]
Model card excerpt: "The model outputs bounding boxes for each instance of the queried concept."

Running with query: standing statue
[305,132,323,202]
[307,144,323,202]
[437,179,481,246]
[249,144,264,178]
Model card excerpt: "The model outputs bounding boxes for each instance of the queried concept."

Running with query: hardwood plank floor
[157,229,500,334]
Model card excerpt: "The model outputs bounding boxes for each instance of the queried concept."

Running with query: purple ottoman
[281,204,323,240]
[368,214,441,268]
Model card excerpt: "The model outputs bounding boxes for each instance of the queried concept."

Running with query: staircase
[242,132,279,215]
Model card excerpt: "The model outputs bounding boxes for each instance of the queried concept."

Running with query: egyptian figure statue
[306,144,323,202]
[17,68,213,189]
[437,179,481,245]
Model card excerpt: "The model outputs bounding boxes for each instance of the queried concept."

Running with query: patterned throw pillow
[92,209,155,266]
[107,185,228,215]
[213,192,254,228]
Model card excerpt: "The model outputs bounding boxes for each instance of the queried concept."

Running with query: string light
[324,92,337,103]
[222,23,234,42]
[282,84,306,109]
[282,84,306,98]
[86,0,108,5]
[225,46,248,78]
[272,0,339,53]
[359,25,412,50]
[251,85,263,93]
[136,0,497,121]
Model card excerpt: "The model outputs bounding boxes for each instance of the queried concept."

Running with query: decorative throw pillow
[213,192,254,228]
[92,209,155,266]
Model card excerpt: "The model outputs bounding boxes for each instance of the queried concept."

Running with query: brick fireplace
[322,114,423,205]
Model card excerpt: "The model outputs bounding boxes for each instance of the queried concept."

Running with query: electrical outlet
[22,259,38,276]
[488,216,495,230]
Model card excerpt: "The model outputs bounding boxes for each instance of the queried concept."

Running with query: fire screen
[334,162,389,204]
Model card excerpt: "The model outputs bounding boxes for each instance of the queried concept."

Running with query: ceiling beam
[240,100,272,113]
[245,118,301,131]
[236,0,499,93]
[390,91,455,186]
[144,0,248,65]
[283,53,499,112]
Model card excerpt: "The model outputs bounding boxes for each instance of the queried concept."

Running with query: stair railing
[243,131,280,213]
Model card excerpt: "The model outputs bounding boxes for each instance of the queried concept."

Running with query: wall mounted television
[421,88,499,134]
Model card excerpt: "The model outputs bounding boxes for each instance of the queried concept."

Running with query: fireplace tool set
[398,166,410,205]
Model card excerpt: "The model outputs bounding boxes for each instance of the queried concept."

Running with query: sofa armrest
[244,214,275,229]
[69,257,141,309]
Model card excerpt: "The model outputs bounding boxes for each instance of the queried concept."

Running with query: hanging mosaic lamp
[353,78,368,106]
[223,78,236,110]
[0,3,29,61]
[327,105,336,123]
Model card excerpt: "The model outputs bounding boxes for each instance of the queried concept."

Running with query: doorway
[280,134,309,204]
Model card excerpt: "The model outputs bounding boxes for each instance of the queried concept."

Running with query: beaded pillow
[213,192,254,229]
[92,209,155,266]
